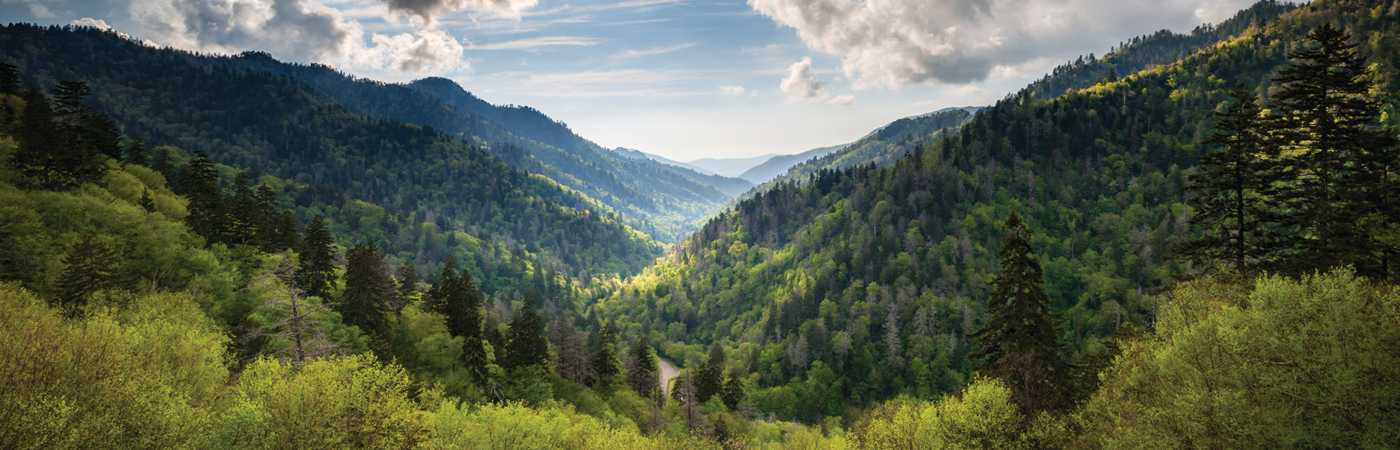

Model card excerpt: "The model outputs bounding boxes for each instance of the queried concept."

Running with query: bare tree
[549,318,595,386]
[673,373,712,437]
[244,257,342,366]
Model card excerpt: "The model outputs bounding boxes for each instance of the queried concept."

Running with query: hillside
[183,55,733,242]
[738,143,845,184]
[0,24,665,298]
[611,147,756,196]
[594,0,1400,419]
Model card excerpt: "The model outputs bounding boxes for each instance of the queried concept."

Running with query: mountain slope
[738,143,845,184]
[593,0,1399,419]
[0,24,664,294]
[688,154,778,178]
[609,147,757,196]
[613,147,717,175]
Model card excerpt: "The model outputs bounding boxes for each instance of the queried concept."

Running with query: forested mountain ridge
[0,23,665,297]
[594,0,1400,421]
[188,51,734,242]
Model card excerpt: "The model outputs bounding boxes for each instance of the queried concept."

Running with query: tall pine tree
[504,291,549,371]
[426,257,487,383]
[591,321,622,386]
[341,242,393,338]
[625,337,659,399]
[1271,23,1400,278]
[182,151,226,243]
[296,215,336,300]
[695,343,725,403]
[56,233,117,313]
[969,211,1071,415]
[1173,85,1287,279]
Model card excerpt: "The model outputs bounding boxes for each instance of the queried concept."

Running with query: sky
[2,0,1257,160]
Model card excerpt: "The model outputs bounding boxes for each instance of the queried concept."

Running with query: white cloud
[749,0,1256,87]
[481,69,704,98]
[780,57,826,100]
[471,36,603,50]
[373,0,538,23]
[128,0,467,74]
[720,85,747,95]
[615,43,696,58]
[827,94,854,106]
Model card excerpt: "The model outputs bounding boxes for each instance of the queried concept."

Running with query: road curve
[658,359,679,398]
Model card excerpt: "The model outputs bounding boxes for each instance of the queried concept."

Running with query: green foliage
[341,242,393,338]
[55,233,118,312]
[296,215,336,301]
[504,291,550,371]
[856,377,1026,449]
[1075,270,1400,448]
[591,321,622,385]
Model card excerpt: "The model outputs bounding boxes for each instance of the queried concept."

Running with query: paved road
[658,359,679,397]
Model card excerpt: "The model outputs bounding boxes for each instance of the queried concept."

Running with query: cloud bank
[749,0,1254,87]
[780,57,853,106]
[126,0,532,74]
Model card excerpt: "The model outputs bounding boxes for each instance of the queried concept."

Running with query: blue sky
[2,0,1255,160]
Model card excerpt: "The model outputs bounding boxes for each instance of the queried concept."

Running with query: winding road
[658,359,679,398]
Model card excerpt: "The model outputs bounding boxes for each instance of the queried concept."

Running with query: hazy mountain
[611,147,756,196]
[613,147,716,175]
[687,154,779,177]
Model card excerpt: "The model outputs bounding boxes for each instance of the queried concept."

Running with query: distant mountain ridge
[611,147,756,196]
[687,154,779,178]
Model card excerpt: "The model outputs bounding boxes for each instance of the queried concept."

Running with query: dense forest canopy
[1,0,1398,447]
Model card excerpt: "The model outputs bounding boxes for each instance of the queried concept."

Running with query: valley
[1,0,1399,448]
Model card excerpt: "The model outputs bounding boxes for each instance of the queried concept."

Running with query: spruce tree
[969,211,1071,414]
[276,210,301,252]
[504,291,549,370]
[12,87,63,190]
[0,62,18,96]
[296,215,337,300]
[1172,85,1286,279]
[182,151,226,243]
[151,145,174,181]
[426,258,487,383]
[392,260,418,315]
[226,171,262,246]
[56,233,117,313]
[591,321,622,385]
[624,337,659,399]
[720,371,746,410]
[1271,23,1400,278]
[122,137,147,167]
[341,242,393,337]
[139,189,156,213]
[695,343,725,403]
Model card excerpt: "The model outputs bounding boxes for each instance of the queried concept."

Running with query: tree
[425,258,487,383]
[591,321,621,386]
[275,210,301,252]
[139,189,155,213]
[720,371,746,410]
[0,62,18,96]
[341,242,393,338]
[625,337,659,400]
[1271,23,1400,278]
[968,211,1071,415]
[122,137,147,166]
[1172,85,1286,279]
[392,260,418,316]
[695,343,725,403]
[551,318,595,386]
[503,291,549,371]
[181,151,226,243]
[151,145,174,181]
[673,373,712,436]
[246,259,342,366]
[12,87,62,190]
[55,233,117,313]
[225,171,262,246]
[296,215,336,301]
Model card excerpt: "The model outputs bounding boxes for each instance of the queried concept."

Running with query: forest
[1,0,1399,448]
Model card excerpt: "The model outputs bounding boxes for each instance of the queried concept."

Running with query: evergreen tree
[52,80,91,116]
[591,321,621,386]
[12,87,63,190]
[1271,23,1400,278]
[504,291,549,371]
[426,258,487,383]
[341,242,393,338]
[695,343,725,403]
[139,189,155,213]
[296,215,336,300]
[225,171,262,246]
[122,137,147,166]
[276,210,301,252]
[624,337,659,399]
[252,184,282,252]
[392,260,418,316]
[551,318,595,386]
[968,211,1071,415]
[720,371,746,410]
[55,233,117,313]
[151,145,174,181]
[181,151,226,243]
[1172,85,1286,279]
[0,62,18,96]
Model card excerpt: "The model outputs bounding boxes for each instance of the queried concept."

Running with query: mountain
[0,24,666,298]
[592,0,1399,420]
[610,147,755,196]
[613,147,716,175]
[179,57,730,242]
[737,143,846,184]
[687,154,779,177]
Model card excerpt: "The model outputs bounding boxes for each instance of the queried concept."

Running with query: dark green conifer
[151,145,175,181]
[0,62,18,96]
[504,291,549,370]
[1172,85,1286,279]
[276,210,301,252]
[341,242,393,337]
[426,257,487,383]
[591,321,621,385]
[720,371,746,410]
[969,211,1071,415]
[13,87,64,190]
[624,337,658,399]
[695,343,725,403]
[393,260,418,315]
[181,151,225,243]
[226,171,262,246]
[296,215,336,300]
[122,137,147,166]
[1271,24,1400,278]
[56,233,117,313]
[139,189,155,213]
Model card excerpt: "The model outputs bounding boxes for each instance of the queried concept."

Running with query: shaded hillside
[0,24,665,293]
[593,0,1400,419]
[738,143,845,184]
